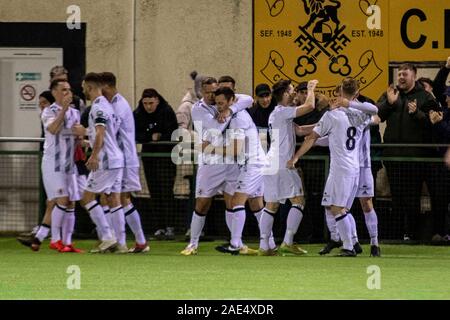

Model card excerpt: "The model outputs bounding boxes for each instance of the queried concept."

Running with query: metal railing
[0,138,448,243]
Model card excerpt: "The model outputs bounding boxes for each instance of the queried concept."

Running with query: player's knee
[195,198,211,214]
[360,198,373,213]
[266,202,279,212]
[120,193,131,206]
[56,197,70,207]
[290,196,305,207]
[248,197,264,212]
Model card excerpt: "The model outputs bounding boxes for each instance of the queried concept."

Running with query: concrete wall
[135,0,253,108]
[0,0,253,108]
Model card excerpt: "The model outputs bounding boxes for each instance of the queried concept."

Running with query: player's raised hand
[387,84,399,105]
[307,79,319,91]
[61,90,73,110]
[446,56,450,69]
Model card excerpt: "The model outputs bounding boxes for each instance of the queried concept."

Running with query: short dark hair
[83,72,102,86]
[341,77,359,96]
[214,86,235,101]
[272,79,291,103]
[50,78,68,91]
[398,63,417,74]
[418,77,433,88]
[100,72,117,87]
[295,81,308,92]
[218,75,235,86]
[201,77,218,87]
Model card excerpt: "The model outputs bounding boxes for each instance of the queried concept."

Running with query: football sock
[259,208,276,251]
[254,208,276,250]
[231,206,246,248]
[364,209,379,246]
[335,213,353,251]
[190,210,206,248]
[111,206,126,246]
[124,204,146,245]
[35,224,50,242]
[347,213,359,245]
[51,204,66,242]
[225,209,234,233]
[325,208,340,242]
[85,201,113,241]
[102,205,115,238]
[283,205,304,245]
[62,208,75,246]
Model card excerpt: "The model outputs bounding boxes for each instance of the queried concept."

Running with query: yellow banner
[254,0,450,100]
[389,0,450,61]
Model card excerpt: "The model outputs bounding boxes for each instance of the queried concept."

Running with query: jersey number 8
[346,127,357,151]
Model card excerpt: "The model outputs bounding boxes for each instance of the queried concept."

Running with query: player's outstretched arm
[230,94,254,114]
[294,123,316,137]
[349,100,378,115]
[295,80,319,118]
[287,131,320,169]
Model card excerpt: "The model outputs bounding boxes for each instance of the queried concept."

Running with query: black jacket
[432,107,450,156]
[433,66,450,107]
[133,101,178,153]
[377,82,440,157]
[247,98,277,129]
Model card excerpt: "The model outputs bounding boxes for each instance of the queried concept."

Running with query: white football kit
[264,105,303,204]
[356,125,375,198]
[85,96,124,194]
[227,110,266,198]
[111,93,142,193]
[41,104,80,201]
[192,95,253,198]
[314,104,373,209]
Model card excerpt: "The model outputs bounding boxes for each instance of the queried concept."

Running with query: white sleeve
[349,101,378,115]
[314,136,329,147]
[192,104,231,135]
[313,112,332,137]
[230,94,253,114]
[41,108,56,130]
[92,104,109,127]
[278,106,297,120]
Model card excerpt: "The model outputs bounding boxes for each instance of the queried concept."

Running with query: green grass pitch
[1,237,449,300]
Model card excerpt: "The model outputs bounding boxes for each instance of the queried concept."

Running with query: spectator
[134,88,179,237]
[38,90,55,151]
[247,83,276,150]
[418,56,450,108]
[377,63,440,241]
[429,87,450,241]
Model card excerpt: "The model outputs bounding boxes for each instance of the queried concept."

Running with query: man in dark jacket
[134,88,179,237]
[429,87,450,240]
[377,63,440,240]
[247,83,277,150]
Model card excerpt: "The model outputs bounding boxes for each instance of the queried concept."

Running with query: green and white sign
[16,72,41,81]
